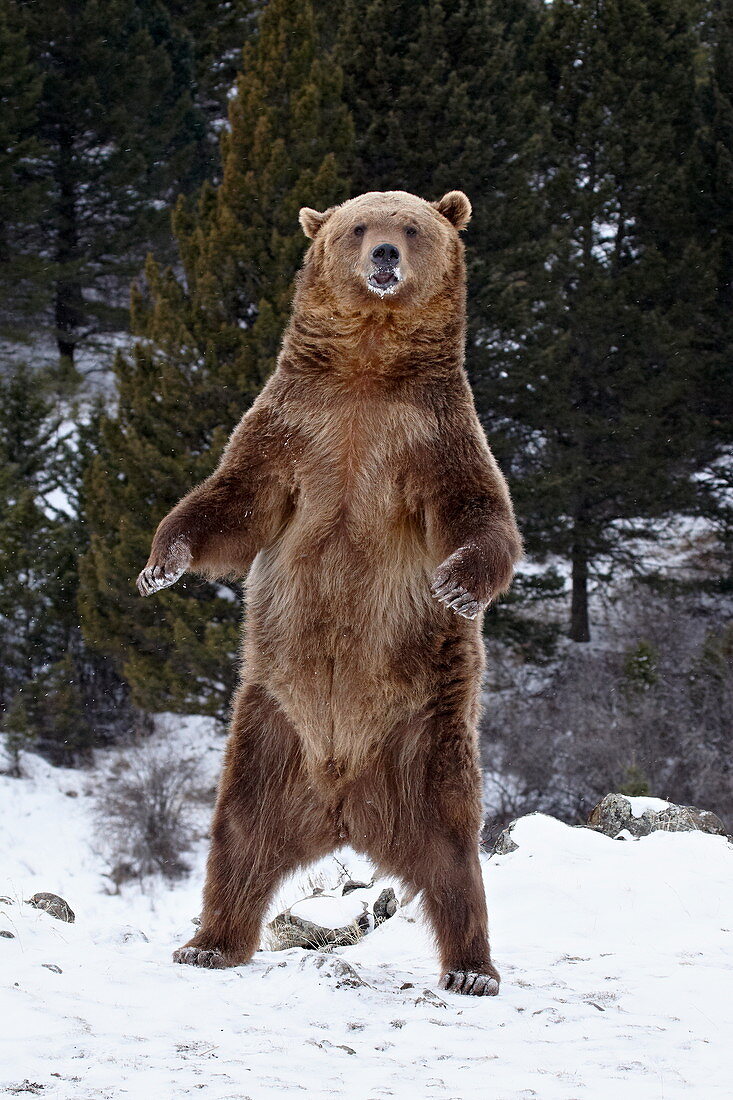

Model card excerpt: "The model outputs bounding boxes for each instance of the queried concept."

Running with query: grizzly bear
[137,189,522,996]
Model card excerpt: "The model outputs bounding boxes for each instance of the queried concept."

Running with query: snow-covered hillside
[1,738,732,1100]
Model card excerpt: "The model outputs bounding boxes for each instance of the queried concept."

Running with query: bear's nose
[371,242,400,267]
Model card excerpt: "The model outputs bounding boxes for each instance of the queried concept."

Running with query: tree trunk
[54,128,82,369]
[55,278,83,367]
[570,541,590,642]
[568,141,597,646]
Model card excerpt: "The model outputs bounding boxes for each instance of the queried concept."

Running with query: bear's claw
[439,970,500,996]
[137,537,191,597]
[137,564,186,596]
[173,946,227,969]
[430,580,480,620]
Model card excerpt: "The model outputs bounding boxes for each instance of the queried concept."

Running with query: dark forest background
[1,0,731,828]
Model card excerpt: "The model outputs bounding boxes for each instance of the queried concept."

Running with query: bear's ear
[432,191,472,231]
[299,205,336,239]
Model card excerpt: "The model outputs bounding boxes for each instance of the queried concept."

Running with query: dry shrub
[96,744,196,884]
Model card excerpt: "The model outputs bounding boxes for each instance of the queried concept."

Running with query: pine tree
[336,0,539,197]
[696,0,733,551]
[171,0,354,385]
[78,331,245,720]
[79,0,353,718]
[0,0,44,342]
[333,0,542,338]
[0,364,80,765]
[166,0,257,175]
[0,365,136,769]
[0,365,64,700]
[16,0,208,370]
[478,0,720,641]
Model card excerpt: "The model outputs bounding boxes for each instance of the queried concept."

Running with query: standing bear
[138,189,522,996]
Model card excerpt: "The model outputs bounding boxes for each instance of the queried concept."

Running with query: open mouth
[367,267,400,295]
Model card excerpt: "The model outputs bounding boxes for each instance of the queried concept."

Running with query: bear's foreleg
[138,402,295,595]
[174,684,335,969]
[138,472,265,596]
[422,423,523,617]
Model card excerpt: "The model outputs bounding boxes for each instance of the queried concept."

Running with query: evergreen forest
[1,0,731,827]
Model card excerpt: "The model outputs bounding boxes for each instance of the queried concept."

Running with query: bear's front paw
[136,537,191,597]
[431,546,490,620]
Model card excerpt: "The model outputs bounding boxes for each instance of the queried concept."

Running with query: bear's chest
[286,389,433,536]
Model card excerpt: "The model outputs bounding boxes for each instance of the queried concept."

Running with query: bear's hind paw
[439,970,500,996]
[173,946,227,969]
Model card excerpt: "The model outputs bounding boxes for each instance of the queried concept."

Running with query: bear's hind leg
[356,789,499,994]
[393,825,499,997]
[426,846,500,997]
[359,696,499,996]
[174,684,334,969]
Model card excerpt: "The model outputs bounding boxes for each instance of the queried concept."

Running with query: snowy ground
[2,731,732,1100]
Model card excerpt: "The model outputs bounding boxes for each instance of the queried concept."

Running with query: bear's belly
[246,490,436,654]
[241,485,445,780]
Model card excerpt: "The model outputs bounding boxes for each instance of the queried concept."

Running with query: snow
[2,742,733,1099]
[625,796,671,818]
[290,893,369,928]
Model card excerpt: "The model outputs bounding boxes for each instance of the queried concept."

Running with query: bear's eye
[405,226,418,238]
[353,225,365,237]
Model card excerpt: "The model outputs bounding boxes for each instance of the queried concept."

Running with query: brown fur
[139,190,523,994]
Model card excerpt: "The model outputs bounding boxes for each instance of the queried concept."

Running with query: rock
[119,926,149,944]
[25,893,75,923]
[587,794,728,839]
[306,1036,357,1054]
[341,880,371,895]
[299,953,367,989]
[492,825,519,855]
[268,883,398,951]
[373,887,398,925]
[269,906,369,951]
[0,930,15,939]
[414,988,449,1009]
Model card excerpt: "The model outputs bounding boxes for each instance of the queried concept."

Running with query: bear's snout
[370,242,400,267]
[367,242,402,295]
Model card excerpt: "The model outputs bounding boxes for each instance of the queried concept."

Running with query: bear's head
[298,190,471,313]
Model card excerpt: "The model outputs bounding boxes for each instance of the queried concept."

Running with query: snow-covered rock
[492,823,520,854]
[268,883,398,950]
[269,892,371,950]
[588,792,728,839]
